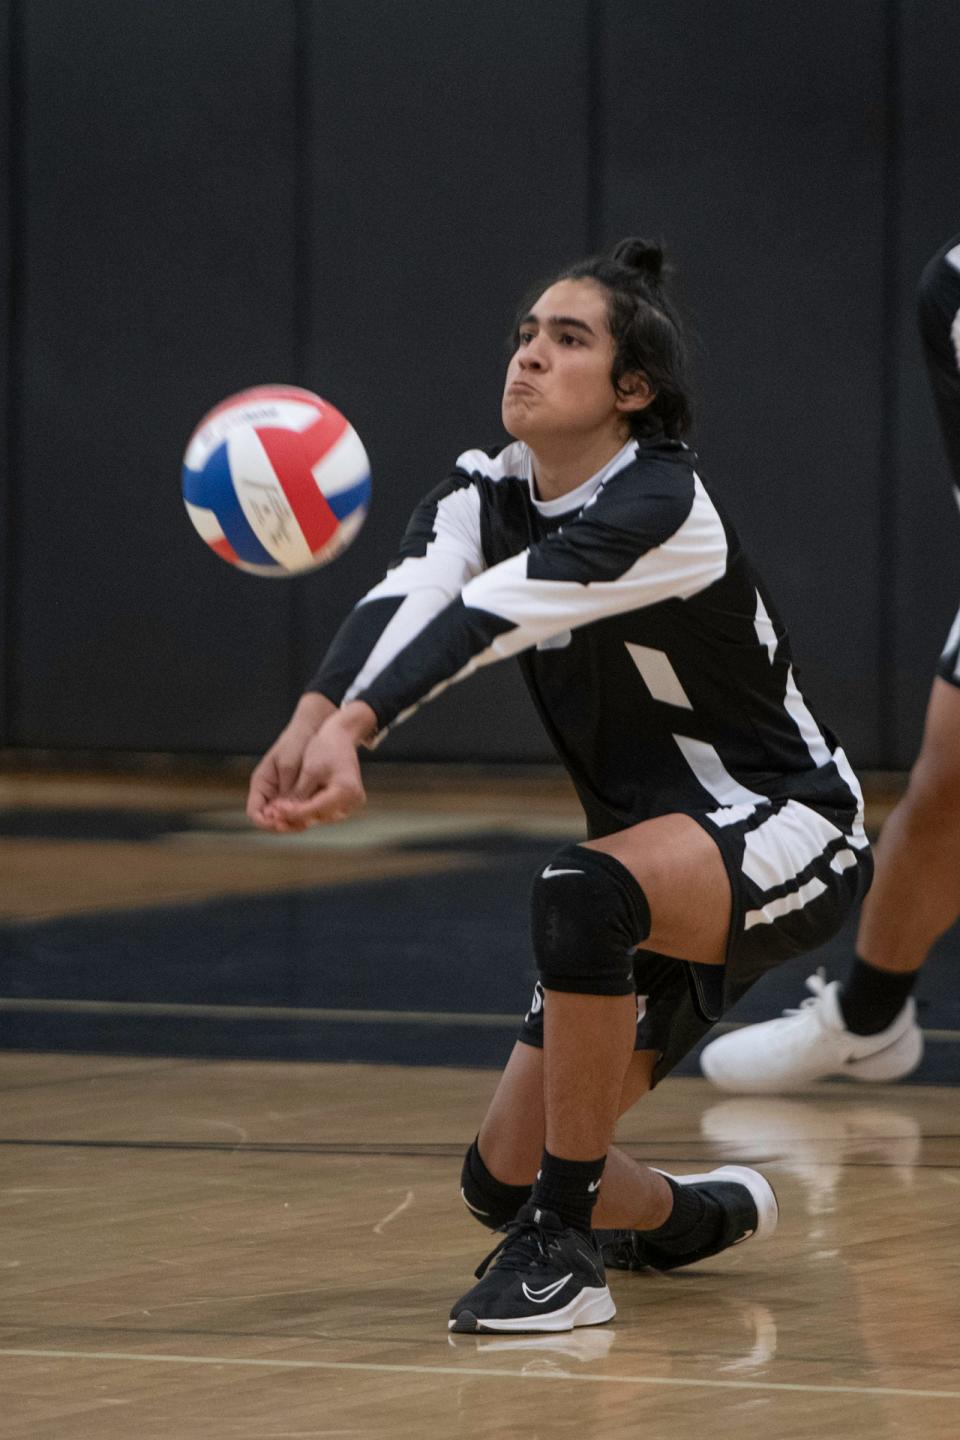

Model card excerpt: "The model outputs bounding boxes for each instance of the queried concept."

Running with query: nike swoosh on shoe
[521,1274,573,1304]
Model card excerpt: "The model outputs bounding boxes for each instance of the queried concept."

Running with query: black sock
[839,956,918,1036]
[638,1176,723,1255]
[530,1150,605,1235]
[462,1139,532,1227]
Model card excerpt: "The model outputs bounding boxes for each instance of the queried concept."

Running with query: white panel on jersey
[460,475,727,644]
[948,245,960,367]
[455,439,638,519]
[741,799,844,891]
[744,877,828,930]
[345,588,462,702]
[829,848,858,874]
[672,735,767,806]
[363,551,476,606]
[361,486,484,604]
[456,441,527,483]
[829,745,869,847]
[754,590,777,663]
[345,487,485,700]
[626,643,693,709]
[537,630,572,651]
[783,666,833,766]
[942,600,960,675]
[705,800,760,828]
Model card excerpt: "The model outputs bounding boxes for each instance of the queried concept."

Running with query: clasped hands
[246,693,376,832]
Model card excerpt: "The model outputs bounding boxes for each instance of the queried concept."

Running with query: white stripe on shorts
[744,876,829,930]
[741,800,844,891]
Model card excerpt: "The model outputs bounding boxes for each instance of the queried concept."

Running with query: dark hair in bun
[558,235,691,439]
[609,236,665,283]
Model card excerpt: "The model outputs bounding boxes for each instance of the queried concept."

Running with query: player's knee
[530,844,651,996]
[459,1139,531,1231]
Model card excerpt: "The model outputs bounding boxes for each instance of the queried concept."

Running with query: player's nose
[519,340,546,370]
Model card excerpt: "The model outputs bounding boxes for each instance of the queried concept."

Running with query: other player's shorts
[917,231,960,487]
[918,234,960,689]
[518,796,873,1086]
[938,601,960,688]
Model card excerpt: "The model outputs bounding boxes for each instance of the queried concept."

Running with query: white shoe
[699,971,923,1093]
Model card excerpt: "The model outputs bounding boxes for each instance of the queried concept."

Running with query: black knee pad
[459,1139,532,1231]
[531,843,651,996]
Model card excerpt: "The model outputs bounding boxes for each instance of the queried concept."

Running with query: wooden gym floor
[1,766,958,1438]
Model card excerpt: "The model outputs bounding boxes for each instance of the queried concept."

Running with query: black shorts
[518,796,874,1085]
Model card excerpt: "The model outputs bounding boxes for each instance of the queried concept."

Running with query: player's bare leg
[478,1043,671,1226]
[450,816,777,1331]
[856,676,960,972]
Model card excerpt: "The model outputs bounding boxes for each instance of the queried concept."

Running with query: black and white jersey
[918,232,960,491]
[918,234,960,687]
[311,436,863,837]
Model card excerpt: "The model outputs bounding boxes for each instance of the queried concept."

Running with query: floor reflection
[700,1096,922,1225]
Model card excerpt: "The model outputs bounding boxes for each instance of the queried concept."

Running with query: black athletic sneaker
[448,1201,616,1334]
[596,1165,778,1273]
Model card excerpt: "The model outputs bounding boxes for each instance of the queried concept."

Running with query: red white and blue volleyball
[182,385,371,575]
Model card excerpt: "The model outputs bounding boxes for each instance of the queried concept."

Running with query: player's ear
[615,371,656,414]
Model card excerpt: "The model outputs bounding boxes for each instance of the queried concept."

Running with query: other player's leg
[699,673,960,1093]
[700,235,960,1094]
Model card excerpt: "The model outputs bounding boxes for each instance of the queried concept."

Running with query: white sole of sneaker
[844,1024,924,1082]
[448,1285,616,1334]
[656,1165,779,1244]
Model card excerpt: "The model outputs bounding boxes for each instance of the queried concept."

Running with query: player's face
[502,279,642,445]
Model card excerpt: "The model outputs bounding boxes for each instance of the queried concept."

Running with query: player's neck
[529,431,632,502]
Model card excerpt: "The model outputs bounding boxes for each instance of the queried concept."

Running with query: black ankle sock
[530,1150,605,1235]
[839,956,918,1036]
[639,1176,723,1255]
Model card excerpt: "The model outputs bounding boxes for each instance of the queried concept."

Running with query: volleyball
[182,385,371,575]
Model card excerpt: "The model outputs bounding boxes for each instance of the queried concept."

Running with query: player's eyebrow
[520,313,598,337]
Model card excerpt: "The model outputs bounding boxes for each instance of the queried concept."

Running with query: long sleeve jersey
[310,435,863,838]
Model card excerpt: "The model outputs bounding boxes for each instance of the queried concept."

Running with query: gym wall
[1,0,958,767]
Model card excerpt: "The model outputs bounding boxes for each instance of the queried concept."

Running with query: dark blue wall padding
[2,1,960,765]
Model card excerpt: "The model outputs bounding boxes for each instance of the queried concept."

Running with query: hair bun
[611,236,664,283]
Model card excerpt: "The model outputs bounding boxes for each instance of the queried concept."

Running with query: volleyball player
[248,238,872,1333]
[700,233,960,1093]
